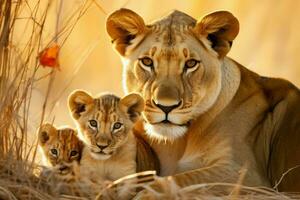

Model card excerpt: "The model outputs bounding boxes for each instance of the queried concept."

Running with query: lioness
[106,9,300,192]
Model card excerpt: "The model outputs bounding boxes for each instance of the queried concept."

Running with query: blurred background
[14,0,300,131]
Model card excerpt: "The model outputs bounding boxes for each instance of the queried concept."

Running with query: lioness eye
[113,122,122,130]
[139,57,153,67]
[70,150,78,157]
[89,120,98,130]
[50,148,58,156]
[185,59,199,69]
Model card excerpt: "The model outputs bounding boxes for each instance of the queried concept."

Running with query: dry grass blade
[0,0,98,199]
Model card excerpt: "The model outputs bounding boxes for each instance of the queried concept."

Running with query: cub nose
[153,100,182,114]
[96,143,109,150]
[59,165,69,172]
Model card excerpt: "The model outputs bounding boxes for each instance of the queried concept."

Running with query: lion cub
[68,91,145,182]
[38,124,84,182]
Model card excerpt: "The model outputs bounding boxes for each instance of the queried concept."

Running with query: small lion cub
[68,91,145,183]
[38,124,84,183]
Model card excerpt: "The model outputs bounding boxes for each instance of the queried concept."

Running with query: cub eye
[88,120,98,130]
[113,122,123,130]
[185,59,199,69]
[70,150,78,157]
[139,57,153,67]
[50,149,58,156]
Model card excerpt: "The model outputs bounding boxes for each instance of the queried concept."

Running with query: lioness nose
[153,100,182,114]
[153,83,181,114]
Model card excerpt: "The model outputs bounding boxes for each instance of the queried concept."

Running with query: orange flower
[39,44,60,70]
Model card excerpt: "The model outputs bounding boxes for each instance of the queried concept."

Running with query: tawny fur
[38,124,83,183]
[68,92,160,184]
[106,8,300,193]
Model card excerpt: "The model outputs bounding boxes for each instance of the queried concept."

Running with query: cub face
[68,91,144,160]
[38,124,83,181]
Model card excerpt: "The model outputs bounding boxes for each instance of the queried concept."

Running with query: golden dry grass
[0,0,300,199]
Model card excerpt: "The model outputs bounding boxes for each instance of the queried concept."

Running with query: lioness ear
[194,11,239,58]
[106,8,147,55]
[68,90,94,120]
[38,123,56,145]
[119,93,144,122]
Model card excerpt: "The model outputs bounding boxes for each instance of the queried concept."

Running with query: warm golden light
[14,0,300,133]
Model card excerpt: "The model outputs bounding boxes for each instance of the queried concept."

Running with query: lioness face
[122,35,223,140]
[107,9,239,140]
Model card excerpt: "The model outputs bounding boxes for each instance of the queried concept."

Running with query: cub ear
[194,11,239,58]
[68,90,94,120]
[119,93,144,122]
[38,123,56,145]
[106,8,147,56]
